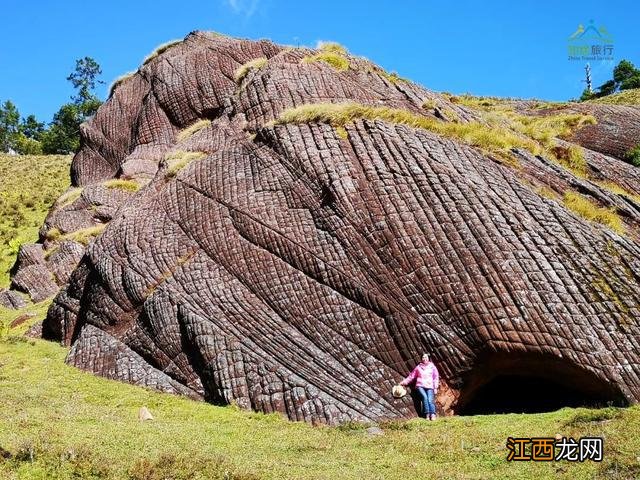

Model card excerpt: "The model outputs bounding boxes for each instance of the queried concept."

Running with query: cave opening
[456,353,629,416]
[458,374,626,415]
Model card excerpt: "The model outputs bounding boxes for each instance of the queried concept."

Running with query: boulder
[22,32,640,424]
[0,289,26,309]
[138,406,154,421]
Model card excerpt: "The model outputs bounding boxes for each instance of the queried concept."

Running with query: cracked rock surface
[15,32,640,424]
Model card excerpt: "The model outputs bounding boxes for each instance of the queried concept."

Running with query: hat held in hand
[392,384,407,398]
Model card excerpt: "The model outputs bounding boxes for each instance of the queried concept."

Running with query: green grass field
[0,154,72,286]
[1,307,639,480]
[1,158,639,479]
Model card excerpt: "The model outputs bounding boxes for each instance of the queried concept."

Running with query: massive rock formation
[15,32,640,423]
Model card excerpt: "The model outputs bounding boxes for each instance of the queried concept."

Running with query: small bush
[234,57,268,84]
[8,238,21,255]
[303,42,350,71]
[165,151,207,177]
[177,119,212,142]
[104,178,139,192]
[14,134,42,155]
[13,441,36,462]
[623,144,640,167]
[563,192,625,234]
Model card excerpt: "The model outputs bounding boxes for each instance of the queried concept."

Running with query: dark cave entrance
[456,353,628,416]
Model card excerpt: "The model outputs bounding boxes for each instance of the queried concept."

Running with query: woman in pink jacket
[400,353,440,420]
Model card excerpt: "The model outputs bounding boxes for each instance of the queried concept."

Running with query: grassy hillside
[0,306,639,479]
[0,154,72,286]
[587,88,640,105]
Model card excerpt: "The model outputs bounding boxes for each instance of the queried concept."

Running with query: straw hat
[392,384,407,398]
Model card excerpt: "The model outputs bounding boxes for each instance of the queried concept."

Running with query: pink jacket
[401,361,439,390]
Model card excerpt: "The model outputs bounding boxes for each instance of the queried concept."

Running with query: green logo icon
[568,20,614,61]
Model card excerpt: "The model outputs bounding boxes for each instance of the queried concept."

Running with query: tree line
[0,57,103,155]
[581,59,640,100]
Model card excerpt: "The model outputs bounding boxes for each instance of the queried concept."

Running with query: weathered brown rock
[566,103,640,161]
[24,32,640,424]
[24,321,43,339]
[11,263,58,303]
[0,289,26,309]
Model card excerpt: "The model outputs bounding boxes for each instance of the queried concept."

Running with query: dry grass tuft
[104,179,140,193]
[588,88,640,105]
[165,151,208,177]
[549,144,588,177]
[595,181,640,204]
[303,42,350,71]
[108,71,137,98]
[563,192,625,234]
[177,119,212,142]
[273,102,542,167]
[514,113,596,144]
[142,39,182,65]
[45,227,62,241]
[234,57,268,84]
[316,42,347,54]
[536,186,560,200]
[422,99,437,110]
[452,95,596,174]
[60,224,107,246]
[374,68,407,85]
[335,126,348,139]
[57,187,84,208]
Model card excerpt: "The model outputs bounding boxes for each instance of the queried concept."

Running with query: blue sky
[1,0,638,123]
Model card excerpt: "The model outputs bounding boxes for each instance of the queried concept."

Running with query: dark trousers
[413,387,436,417]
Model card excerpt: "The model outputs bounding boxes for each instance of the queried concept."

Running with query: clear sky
[1,0,638,123]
